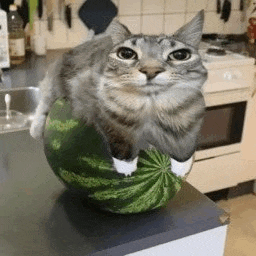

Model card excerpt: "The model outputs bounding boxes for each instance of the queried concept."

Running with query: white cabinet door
[187,153,241,193]
[126,225,228,256]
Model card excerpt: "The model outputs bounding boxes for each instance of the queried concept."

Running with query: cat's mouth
[145,81,155,86]
[143,81,167,88]
[140,81,160,86]
[139,82,169,94]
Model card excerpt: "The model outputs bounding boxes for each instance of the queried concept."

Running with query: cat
[30,10,207,177]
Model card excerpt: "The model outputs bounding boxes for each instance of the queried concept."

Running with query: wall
[32,0,247,50]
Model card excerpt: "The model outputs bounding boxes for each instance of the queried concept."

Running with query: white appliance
[0,8,10,69]
[187,42,255,193]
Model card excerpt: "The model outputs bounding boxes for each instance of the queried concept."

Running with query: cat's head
[106,10,204,49]
[102,10,207,93]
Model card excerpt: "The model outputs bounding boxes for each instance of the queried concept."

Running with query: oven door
[197,101,247,151]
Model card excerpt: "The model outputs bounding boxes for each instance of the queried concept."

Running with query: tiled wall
[33,0,247,50]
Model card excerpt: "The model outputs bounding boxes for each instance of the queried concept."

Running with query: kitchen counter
[0,51,228,255]
[0,131,228,256]
[202,33,256,59]
[2,49,69,89]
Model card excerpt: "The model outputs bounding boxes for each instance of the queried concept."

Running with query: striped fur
[30,10,207,163]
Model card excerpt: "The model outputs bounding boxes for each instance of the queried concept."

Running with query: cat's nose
[139,67,165,80]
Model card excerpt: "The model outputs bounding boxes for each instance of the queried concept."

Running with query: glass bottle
[7,4,25,65]
[0,6,10,68]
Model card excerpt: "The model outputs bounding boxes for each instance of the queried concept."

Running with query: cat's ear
[173,10,204,48]
[104,18,132,45]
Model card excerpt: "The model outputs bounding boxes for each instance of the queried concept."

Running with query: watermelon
[44,99,189,214]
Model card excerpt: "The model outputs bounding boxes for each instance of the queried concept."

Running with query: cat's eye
[168,49,191,61]
[117,47,138,60]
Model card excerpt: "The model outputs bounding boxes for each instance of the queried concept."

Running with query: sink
[0,87,41,133]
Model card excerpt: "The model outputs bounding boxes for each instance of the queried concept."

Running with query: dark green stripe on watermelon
[44,99,183,214]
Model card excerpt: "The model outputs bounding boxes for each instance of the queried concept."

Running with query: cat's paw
[170,156,193,177]
[30,115,46,141]
[113,157,138,176]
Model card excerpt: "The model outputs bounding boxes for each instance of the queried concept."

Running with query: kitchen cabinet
[241,70,256,161]
[187,152,241,193]
[240,70,256,187]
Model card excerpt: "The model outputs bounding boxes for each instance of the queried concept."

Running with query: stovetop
[199,42,255,69]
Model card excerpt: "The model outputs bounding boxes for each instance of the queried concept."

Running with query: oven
[187,43,255,193]
[198,101,247,151]
[194,43,255,160]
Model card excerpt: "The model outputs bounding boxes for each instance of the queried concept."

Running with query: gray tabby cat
[30,10,207,177]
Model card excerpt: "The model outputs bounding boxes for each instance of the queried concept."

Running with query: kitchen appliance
[197,42,254,157]
[0,8,10,68]
[187,42,255,193]
[198,101,246,150]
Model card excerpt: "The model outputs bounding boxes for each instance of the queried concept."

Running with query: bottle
[7,4,25,65]
[0,6,10,68]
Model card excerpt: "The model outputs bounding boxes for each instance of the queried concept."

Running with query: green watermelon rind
[44,99,184,214]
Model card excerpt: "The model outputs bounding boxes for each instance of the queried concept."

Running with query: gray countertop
[2,50,69,89]
[0,51,227,256]
[0,128,227,256]
[0,130,226,255]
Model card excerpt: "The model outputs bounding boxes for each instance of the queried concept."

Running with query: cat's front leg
[108,138,139,176]
[98,120,139,176]
[30,111,47,141]
[30,71,60,140]
[30,99,52,140]
[113,157,138,177]
[170,156,194,178]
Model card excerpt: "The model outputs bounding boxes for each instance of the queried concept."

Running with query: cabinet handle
[252,87,256,97]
